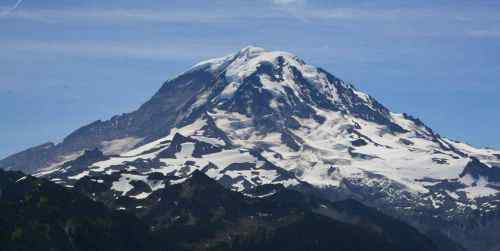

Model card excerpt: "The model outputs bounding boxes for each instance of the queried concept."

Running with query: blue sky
[0,0,499,158]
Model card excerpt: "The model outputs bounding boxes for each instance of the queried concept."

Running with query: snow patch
[101,137,144,155]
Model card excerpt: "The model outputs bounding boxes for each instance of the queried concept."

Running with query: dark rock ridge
[0,68,220,173]
[460,157,500,183]
[0,169,452,251]
[157,133,223,159]
[0,169,157,251]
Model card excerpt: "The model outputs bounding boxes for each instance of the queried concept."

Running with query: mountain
[0,169,444,251]
[2,46,499,250]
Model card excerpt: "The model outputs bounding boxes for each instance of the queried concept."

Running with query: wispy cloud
[289,7,443,21]
[0,40,238,60]
[467,30,500,38]
[0,8,288,24]
[0,0,24,16]
[0,1,498,33]
[272,0,306,6]
[0,6,453,25]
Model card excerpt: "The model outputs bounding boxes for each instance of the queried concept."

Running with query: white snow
[111,175,135,194]
[131,192,150,200]
[446,190,460,200]
[15,176,27,183]
[219,82,241,100]
[34,151,83,177]
[68,171,89,180]
[110,173,165,196]
[176,142,196,159]
[460,186,499,200]
[101,137,144,155]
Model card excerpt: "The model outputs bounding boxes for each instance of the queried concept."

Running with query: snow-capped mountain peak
[177,46,404,137]
[2,47,500,251]
[32,47,499,204]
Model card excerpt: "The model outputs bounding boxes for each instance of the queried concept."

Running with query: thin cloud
[272,0,305,6]
[1,5,497,41]
[0,6,448,24]
[0,8,286,24]
[0,40,238,60]
[0,0,25,16]
[292,7,440,21]
[467,30,500,38]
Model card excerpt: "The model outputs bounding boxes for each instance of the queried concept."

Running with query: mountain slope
[140,170,440,251]
[1,169,446,251]
[2,46,499,251]
[0,170,158,251]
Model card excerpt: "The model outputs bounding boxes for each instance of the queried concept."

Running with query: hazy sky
[1,0,499,158]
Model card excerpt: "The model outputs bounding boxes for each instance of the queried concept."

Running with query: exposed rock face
[460,157,500,183]
[0,68,218,173]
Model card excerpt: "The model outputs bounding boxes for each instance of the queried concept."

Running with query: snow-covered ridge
[187,46,353,101]
[179,46,399,133]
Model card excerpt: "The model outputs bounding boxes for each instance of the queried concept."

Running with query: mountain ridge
[1,168,452,251]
